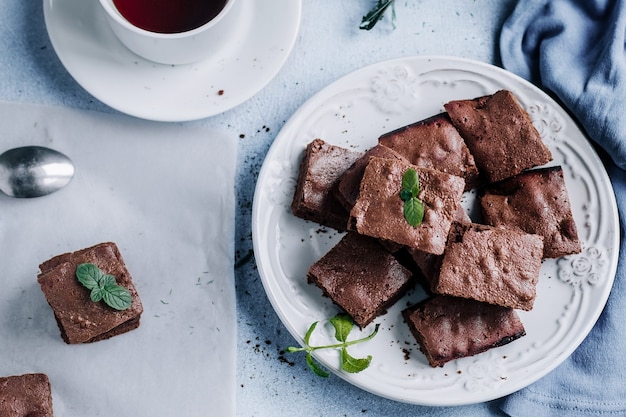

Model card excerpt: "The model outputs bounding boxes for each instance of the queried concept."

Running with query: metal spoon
[0,146,75,198]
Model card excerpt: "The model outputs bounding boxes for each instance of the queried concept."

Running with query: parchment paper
[0,101,237,416]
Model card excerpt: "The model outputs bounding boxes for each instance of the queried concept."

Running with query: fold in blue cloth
[500,1,626,416]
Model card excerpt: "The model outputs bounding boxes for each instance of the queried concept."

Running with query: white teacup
[98,0,238,65]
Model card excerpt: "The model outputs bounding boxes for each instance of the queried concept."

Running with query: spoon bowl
[0,146,75,198]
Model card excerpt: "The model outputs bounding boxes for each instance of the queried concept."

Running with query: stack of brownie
[0,242,145,415]
[291,89,582,367]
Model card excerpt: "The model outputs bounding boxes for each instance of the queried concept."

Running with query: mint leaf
[341,348,372,373]
[360,0,395,30]
[284,346,303,353]
[404,197,425,227]
[76,263,132,311]
[284,313,379,378]
[306,353,330,378]
[329,314,353,343]
[90,287,105,303]
[304,320,318,345]
[102,285,132,311]
[99,274,116,288]
[401,167,419,197]
[399,189,413,202]
[401,168,425,227]
[76,263,102,290]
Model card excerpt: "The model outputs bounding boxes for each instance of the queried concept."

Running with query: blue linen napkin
[500,1,626,416]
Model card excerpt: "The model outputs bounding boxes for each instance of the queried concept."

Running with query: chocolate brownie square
[0,373,53,416]
[291,138,363,231]
[402,295,526,367]
[480,166,581,258]
[307,232,414,328]
[349,157,465,255]
[37,242,143,344]
[431,222,543,310]
[444,90,552,183]
[335,144,409,211]
[378,113,480,190]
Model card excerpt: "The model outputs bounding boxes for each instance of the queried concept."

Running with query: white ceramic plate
[251,56,620,405]
[43,0,301,122]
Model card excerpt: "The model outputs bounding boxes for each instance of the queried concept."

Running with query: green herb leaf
[400,168,425,227]
[102,285,133,311]
[340,348,373,373]
[283,313,379,378]
[306,353,330,378]
[99,274,116,288]
[399,189,413,202]
[284,346,303,353]
[90,287,105,303]
[401,168,419,197]
[76,263,132,311]
[329,314,353,343]
[403,197,425,227]
[360,0,396,30]
[304,320,318,345]
[76,263,102,290]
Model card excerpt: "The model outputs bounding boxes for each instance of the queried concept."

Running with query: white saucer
[43,0,302,122]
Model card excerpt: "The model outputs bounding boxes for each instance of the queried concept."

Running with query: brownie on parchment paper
[0,373,54,416]
[37,242,143,344]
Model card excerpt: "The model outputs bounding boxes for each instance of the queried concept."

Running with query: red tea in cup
[112,0,229,34]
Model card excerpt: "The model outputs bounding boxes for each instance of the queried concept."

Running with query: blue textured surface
[0,1,519,415]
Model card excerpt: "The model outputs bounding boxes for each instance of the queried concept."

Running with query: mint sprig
[76,263,132,311]
[400,168,425,227]
[360,0,396,30]
[285,313,379,377]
